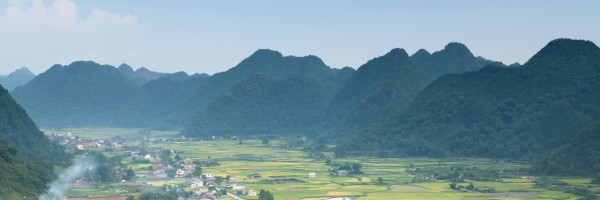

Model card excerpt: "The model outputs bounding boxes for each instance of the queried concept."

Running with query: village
[45,129,340,200]
[47,131,271,200]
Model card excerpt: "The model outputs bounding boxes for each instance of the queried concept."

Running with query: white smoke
[39,155,97,200]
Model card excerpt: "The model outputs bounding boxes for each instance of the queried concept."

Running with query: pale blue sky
[0,0,599,75]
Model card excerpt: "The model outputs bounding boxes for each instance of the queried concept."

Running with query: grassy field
[43,127,179,139]
[57,128,596,200]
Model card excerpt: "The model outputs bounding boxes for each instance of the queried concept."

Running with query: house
[229,175,243,181]
[151,164,165,170]
[225,183,244,190]
[308,173,317,178]
[144,154,153,160]
[232,185,245,190]
[189,180,203,187]
[176,169,186,178]
[337,170,348,177]
[249,173,261,179]
[182,163,198,171]
[244,189,257,196]
[202,172,214,179]
[151,165,167,174]
[77,142,98,150]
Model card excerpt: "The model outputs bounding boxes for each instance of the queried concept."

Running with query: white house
[144,154,153,160]
[308,173,317,178]
[182,163,198,171]
[189,180,203,187]
[176,169,186,178]
[202,172,214,178]
[232,185,245,190]
[244,189,257,196]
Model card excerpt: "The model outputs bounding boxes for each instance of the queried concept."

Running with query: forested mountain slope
[184,74,335,136]
[0,84,66,198]
[324,48,430,135]
[336,39,600,159]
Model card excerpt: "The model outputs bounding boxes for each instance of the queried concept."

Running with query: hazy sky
[0,0,599,75]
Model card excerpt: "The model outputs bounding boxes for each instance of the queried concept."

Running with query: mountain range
[335,39,600,161]
[7,38,600,176]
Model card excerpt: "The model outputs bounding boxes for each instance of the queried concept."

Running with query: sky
[0,0,599,75]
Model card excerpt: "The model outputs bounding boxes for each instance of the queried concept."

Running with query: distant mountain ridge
[12,61,136,127]
[117,63,183,86]
[0,67,35,91]
[410,42,505,79]
[170,49,354,129]
[11,50,354,129]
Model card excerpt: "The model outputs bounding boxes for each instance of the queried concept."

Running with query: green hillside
[0,140,47,199]
[0,84,66,199]
[532,122,600,176]
[324,48,430,135]
[184,74,335,136]
[336,39,600,159]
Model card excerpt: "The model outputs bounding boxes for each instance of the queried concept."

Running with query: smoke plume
[39,155,97,200]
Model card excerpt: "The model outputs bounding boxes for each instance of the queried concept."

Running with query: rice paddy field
[53,128,598,200]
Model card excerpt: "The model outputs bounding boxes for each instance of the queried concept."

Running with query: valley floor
[46,128,598,200]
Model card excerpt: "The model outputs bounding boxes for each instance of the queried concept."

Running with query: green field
[55,128,596,200]
[43,127,179,139]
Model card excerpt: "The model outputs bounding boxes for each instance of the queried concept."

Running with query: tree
[193,166,203,177]
[377,177,384,184]
[466,182,474,190]
[258,189,274,200]
[325,159,332,165]
[352,163,362,172]
[160,149,172,164]
[215,176,225,184]
[97,165,114,182]
[124,167,136,180]
[126,195,135,200]
[262,139,269,145]
[449,182,457,190]
[166,169,176,178]
[592,174,600,184]
[339,164,351,171]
